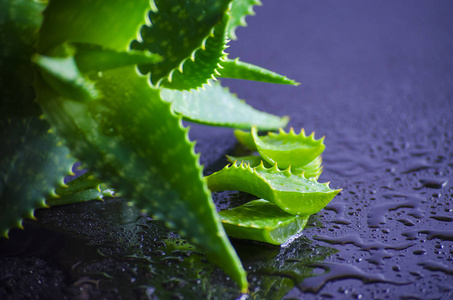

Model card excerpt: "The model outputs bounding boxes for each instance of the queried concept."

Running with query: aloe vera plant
[1,0,340,294]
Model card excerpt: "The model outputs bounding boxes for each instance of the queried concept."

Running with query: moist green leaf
[219,58,299,85]
[0,0,46,118]
[226,155,323,179]
[35,66,247,292]
[251,126,325,169]
[158,15,229,90]
[206,162,340,215]
[160,81,289,130]
[47,172,115,207]
[227,0,262,40]
[0,117,75,238]
[130,0,232,86]
[220,199,309,245]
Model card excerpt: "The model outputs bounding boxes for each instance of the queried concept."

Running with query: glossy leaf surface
[206,162,340,215]
[220,199,309,245]
[161,81,289,130]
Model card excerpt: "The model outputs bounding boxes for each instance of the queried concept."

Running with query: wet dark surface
[1,1,453,299]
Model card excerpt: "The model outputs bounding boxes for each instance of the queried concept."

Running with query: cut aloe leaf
[0,116,75,238]
[161,81,289,130]
[206,162,340,215]
[227,0,262,40]
[226,155,323,179]
[251,126,325,169]
[220,199,309,245]
[219,58,299,85]
[47,172,115,207]
[234,129,258,150]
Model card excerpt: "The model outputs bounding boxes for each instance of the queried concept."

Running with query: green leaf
[220,199,309,245]
[130,0,232,86]
[35,0,248,291]
[33,43,162,102]
[219,58,299,85]
[160,81,289,130]
[233,127,325,171]
[0,117,75,238]
[33,54,100,102]
[38,0,151,53]
[35,66,248,292]
[73,43,162,73]
[158,15,229,90]
[227,0,262,40]
[47,172,115,207]
[0,0,46,118]
[234,129,257,150]
[206,162,340,215]
[251,126,325,169]
[226,155,323,179]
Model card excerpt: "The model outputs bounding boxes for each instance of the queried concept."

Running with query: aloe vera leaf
[130,0,232,86]
[251,126,326,169]
[206,162,340,215]
[0,0,46,118]
[33,43,163,102]
[37,0,151,53]
[219,58,299,85]
[33,54,100,102]
[160,81,289,130]
[35,0,247,291]
[35,66,248,292]
[226,155,323,179]
[46,172,115,207]
[0,117,75,238]
[34,0,154,102]
[220,199,309,245]
[158,15,229,90]
[73,43,162,73]
[227,0,262,40]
